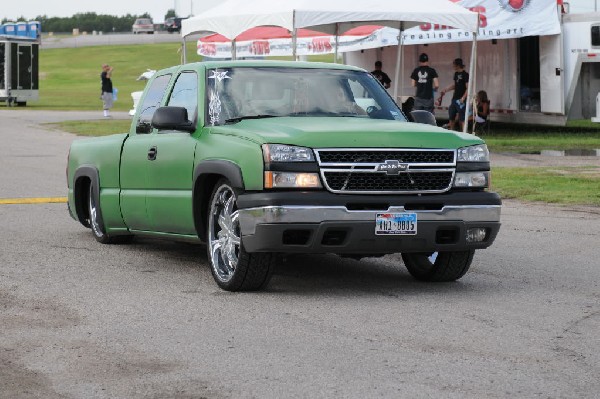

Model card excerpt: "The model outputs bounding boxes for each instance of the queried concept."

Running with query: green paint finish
[67,60,489,239]
[209,118,483,150]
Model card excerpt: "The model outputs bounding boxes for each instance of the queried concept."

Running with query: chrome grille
[315,148,456,194]
[317,150,455,164]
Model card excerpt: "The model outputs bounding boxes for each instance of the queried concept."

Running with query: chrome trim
[314,147,458,166]
[314,148,458,194]
[239,205,501,236]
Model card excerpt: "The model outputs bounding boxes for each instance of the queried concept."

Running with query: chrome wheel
[89,184,104,239]
[208,183,241,283]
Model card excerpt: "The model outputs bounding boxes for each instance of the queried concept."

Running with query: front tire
[207,180,275,291]
[402,250,475,282]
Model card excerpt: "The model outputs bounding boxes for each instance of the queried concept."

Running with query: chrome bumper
[239,205,501,236]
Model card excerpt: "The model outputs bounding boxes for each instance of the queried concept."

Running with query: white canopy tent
[181,0,480,133]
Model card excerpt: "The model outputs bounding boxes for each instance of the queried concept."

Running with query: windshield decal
[208,70,231,126]
[209,89,222,126]
[209,70,231,83]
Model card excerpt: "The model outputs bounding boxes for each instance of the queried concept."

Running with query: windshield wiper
[224,114,278,124]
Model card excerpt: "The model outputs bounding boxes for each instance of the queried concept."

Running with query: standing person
[100,64,114,117]
[371,61,391,89]
[439,58,469,131]
[410,53,439,113]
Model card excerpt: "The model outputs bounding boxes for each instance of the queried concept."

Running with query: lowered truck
[67,60,501,291]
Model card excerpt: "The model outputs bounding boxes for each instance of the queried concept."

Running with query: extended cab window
[166,71,198,126]
[136,74,171,133]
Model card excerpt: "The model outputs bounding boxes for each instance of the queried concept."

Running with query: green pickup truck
[67,60,501,291]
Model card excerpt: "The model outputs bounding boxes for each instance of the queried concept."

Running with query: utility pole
[190,0,193,17]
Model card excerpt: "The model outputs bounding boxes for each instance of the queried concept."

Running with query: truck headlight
[454,172,489,188]
[263,144,315,163]
[264,172,322,189]
[457,144,489,162]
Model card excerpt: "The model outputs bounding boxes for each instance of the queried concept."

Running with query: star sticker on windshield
[209,70,231,82]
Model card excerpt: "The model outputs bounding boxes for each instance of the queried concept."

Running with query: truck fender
[73,166,100,227]
[192,160,245,241]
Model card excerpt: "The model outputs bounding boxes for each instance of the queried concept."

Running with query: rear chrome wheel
[88,183,132,244]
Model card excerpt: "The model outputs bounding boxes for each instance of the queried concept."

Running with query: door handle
[147,146,157,160]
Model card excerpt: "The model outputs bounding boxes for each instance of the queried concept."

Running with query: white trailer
[345,11,600,125]
[0,36,39,106]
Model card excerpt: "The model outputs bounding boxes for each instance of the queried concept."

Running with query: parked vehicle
[66,61,501,291]
[164,17,187,33]
[132,18,154,34]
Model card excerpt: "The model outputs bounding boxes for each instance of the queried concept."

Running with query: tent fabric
[181,0,480,39]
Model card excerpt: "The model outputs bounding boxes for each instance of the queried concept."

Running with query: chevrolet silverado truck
[67,61,501,291]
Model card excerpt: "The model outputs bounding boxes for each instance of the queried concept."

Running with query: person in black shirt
[410,53,439,113]
[371,61,391,89]
[439,58,469,131]
[100,64,114,117]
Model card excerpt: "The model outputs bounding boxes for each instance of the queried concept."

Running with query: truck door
[539,34,564,114]
[146,71,198,234]
[120,74,171,231]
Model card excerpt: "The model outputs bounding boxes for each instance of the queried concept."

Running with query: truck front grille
[315,148,456,194]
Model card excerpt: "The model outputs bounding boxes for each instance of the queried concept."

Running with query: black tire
[207,179,275,291]
[16,101,26,107]
[88,184,132,244]
[402,250,475,282]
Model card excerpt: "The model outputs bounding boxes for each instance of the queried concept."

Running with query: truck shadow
[117,237,491,297]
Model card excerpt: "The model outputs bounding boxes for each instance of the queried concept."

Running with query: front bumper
[237,191,501,254]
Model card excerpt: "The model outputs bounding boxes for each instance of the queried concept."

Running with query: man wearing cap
[410,53,439,114]
[439,58,469,131]
[371,61,391,89]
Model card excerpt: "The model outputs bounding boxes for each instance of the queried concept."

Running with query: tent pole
[292,10,298,61]
[463,32,477,134]
[334,23,339,64]
[292,29,298,60]
[182,37,187,64]
[463,12,480,134]
[231,38,237,60]
[393,23,404,102]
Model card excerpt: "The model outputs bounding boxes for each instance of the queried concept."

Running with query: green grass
[5,43,599,206]
[492,166,600,206]
[12,42,199,112]
[478,121,600,153]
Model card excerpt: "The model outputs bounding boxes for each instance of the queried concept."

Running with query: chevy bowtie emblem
[377,160,409,175]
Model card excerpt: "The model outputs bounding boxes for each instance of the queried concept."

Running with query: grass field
[30,42,198,111]
[11,43,600,206]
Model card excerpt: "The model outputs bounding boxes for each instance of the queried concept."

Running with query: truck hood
[209,117,483,149]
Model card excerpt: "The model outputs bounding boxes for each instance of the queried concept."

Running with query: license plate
[375,213,417,235]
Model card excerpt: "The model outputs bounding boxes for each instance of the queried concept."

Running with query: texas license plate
[375,213,417,235]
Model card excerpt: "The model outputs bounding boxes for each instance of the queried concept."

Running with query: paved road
[1,111,599,398]
[41,32,185,49]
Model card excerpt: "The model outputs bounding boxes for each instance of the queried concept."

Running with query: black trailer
[0,36,39,106]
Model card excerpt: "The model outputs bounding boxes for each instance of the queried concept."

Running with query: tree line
[1,11,175,33]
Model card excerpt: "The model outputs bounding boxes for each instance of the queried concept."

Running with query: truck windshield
[205,67,406,126]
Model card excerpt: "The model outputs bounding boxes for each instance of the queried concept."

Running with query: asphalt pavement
[1,110,599,398]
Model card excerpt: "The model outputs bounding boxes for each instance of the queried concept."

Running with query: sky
[0,0,598,23]
[0,0,199,23]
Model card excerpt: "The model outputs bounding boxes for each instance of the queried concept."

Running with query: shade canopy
[181,0,480,39]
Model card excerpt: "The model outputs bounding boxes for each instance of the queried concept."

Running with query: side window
[166,71,198,125]
[136,74,171,133]
[592,25,600,48]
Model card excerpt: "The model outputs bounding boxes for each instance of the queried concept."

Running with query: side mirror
[151,106,196,132]
[410,110,437,126]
